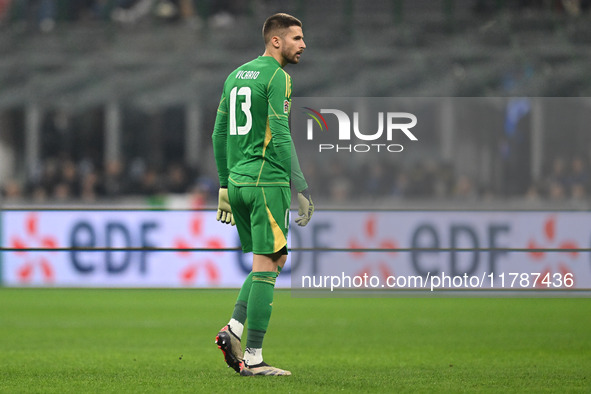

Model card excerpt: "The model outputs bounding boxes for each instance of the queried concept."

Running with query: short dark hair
[262,13,302,44]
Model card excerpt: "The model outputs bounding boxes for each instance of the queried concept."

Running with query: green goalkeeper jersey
[212,56,307,192]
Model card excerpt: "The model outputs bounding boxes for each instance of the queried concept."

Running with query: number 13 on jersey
[229,86,252,135]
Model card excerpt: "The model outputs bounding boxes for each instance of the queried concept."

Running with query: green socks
[231,271,254,324]
[231,266,282,325]
[246,271,278,349]
[229,267,281,347]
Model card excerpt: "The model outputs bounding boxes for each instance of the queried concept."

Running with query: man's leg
[240,251,291,376]
[218,185,291,376]
[215,183,252,372]
[228,271,253,339]
[228,260,284,339]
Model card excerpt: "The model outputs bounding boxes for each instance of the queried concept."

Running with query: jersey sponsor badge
[284,99,291,114]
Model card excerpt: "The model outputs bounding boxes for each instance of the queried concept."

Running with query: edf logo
[303,107,418,153]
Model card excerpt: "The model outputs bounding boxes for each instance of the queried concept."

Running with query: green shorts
[228,184,291,255]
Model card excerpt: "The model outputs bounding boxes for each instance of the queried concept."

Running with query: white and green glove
[216,187,235,226]
[296,189,314,227]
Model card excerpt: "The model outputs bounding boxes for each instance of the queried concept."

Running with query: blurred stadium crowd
[0,0,247,30]
[2,145,590,207]
[1,0,591,207]
[307,155,591,204]
[0,0,589,31]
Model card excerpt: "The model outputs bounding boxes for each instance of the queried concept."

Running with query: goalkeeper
[212,13,313,377]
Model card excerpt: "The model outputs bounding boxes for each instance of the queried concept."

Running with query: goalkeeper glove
[216,187,235,226]
[296,189,314,227]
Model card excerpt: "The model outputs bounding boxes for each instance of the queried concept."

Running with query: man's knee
[253,249,287,271]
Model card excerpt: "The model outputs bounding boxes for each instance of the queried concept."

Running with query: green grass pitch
[0,289,589,393]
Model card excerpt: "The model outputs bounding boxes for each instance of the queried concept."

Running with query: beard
[282,49,300,64]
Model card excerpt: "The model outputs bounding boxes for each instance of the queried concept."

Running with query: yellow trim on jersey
[263,119,273,154]
[282,69,291,98]
[268,67,292,98]
[255,119,273,186]
[267,68,281,90]
[267,68,290,117]
[278,68,291,98]
[268,101,288,119]
[217,96,227,114]
[228,176,290,186]
[262,187,287,252]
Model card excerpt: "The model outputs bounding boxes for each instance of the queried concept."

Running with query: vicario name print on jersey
[236,70,260,80]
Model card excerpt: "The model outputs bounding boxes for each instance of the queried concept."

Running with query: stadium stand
[1,0,591,208]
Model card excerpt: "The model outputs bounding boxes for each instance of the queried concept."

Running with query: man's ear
[271,35,281,48]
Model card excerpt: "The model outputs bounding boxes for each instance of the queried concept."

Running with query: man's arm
[290,140,308,192]
[212,92,229,187]
[267,69,293,179]
[268,69,313,226]
[267,71,308,192]
[212,89,235,225]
